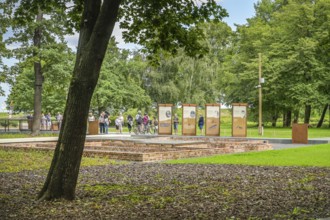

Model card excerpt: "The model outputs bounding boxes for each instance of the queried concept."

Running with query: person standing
[115,116,122,134]
[104,113,110,134]
[173,114,179,135]
[118,113,124,133]
[46,112,52,130]
[153,116,158,134]
[56,112,63,130]
[198,114,204,135]
[88,112,95,121]
[41,113,47,130]
[127,114,133,134]
[98,112,105,134]
[135,111,143,134]
[143,113,149,134]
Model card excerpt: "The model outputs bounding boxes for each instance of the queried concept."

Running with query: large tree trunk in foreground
[38,0,121,201]
[317,104,329,128]
[31,9,43,136]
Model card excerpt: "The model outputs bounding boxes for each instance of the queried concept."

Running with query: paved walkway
[0,134,329,151]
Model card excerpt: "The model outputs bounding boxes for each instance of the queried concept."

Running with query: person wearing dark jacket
[198,115,204,135]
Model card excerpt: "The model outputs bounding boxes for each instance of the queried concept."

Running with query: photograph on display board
[206,105,220,136]
[232,105,247,137]
[158,106,172,134]
[183,106,196,135]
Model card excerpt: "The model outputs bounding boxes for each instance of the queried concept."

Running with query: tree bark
[38,0,122,201]
[317,104,328,128]
[304,104,311,124]
[285,110,291,127]
[271,112,278,127]
[293,110,299,124]
[31,9,43,136]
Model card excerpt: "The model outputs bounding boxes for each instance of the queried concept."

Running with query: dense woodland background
[1,0,329,128]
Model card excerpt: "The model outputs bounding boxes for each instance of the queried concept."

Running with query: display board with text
[205,104,221,136]
[182,104,197,136]
[232,103,248,137]
[158,104,173,135]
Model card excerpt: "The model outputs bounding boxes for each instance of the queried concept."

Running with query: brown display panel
[182,104,197,136]
[158,104,173,135]
[292,123,308,144]
[205,104,221,136]
[232,103,248,137]
[88,121,99,135]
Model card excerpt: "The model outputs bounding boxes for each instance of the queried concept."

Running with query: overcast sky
[1,0,258,111]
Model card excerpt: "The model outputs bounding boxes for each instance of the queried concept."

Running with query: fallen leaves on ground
[1,163,329,219]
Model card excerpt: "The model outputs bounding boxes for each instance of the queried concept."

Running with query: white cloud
[64,22,140,51]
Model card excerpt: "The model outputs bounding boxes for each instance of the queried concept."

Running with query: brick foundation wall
[0,137,272,162]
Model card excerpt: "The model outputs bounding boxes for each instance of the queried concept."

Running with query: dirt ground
[1,163,329,219]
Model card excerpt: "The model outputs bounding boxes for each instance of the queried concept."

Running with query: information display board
[158,104,173,135]
[205,104,221,136]
[182,104,197,136]
[232,103,248,137]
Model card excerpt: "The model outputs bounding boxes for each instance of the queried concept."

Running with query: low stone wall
[0,137,272,162]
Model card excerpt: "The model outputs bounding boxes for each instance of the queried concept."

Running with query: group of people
[41,112,63,130]
[90,110,159,135]
[89,111,125,134]
[132,111,158,134]
[27,112,63,130]
[90,110,205,135]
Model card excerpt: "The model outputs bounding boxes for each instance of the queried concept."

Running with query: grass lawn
[166,144,330,167]
[0,149,126,173]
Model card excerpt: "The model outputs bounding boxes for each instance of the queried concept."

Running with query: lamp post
[258,53,264,136]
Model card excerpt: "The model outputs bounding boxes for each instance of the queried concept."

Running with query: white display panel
[159,106,172,121]
[183,106,196,119]
[233,106,247,118]
[207,106,220,118]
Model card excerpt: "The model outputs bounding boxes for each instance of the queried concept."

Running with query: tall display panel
[232,103,248,137]
[182,104,197,136]
[205,104,221,136]
[158,104,173,135]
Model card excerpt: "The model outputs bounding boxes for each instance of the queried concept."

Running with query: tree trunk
[282,110,286,127]
[317,104,328,128]
[271,112,278,127]
[31,9,43,136]
[304,104,311,124]
[293,110,299,124]
[285,110,291,127]
[38,0,121,201]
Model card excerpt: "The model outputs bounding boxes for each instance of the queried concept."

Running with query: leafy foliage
[6,46,74,114]
[221,0,330,125]
[91,38,151,112]
[119,0,228,62]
